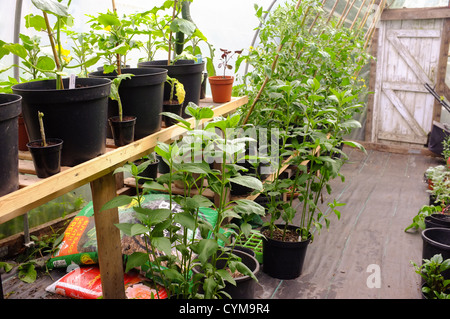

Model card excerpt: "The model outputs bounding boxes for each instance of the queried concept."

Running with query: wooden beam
[90,174,125,299]
[381,7,450,21]
[433,18,450,123]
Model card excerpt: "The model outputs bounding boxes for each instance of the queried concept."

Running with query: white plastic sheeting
[0,0,275,81]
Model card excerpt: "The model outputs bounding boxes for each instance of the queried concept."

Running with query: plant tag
[69,74,76,89]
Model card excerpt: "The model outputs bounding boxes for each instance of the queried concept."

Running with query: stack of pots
[422,214,450,279]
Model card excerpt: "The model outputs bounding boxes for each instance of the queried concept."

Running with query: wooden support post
[90,173,125,299]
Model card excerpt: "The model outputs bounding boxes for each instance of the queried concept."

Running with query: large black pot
[425,214,450,229]
[262,224,311,280]
[12,78,111,167]
[89,68,167,140]
[0,94,22,196]
[138,60,204,118]
[422,228,450,279]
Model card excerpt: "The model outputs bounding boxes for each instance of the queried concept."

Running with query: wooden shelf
[0,96,247,299]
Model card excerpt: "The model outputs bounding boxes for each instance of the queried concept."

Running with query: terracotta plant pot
[209,75,234,103]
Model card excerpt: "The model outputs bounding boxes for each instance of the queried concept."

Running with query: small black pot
[162,102,182,127]
[422,227,450,279]
[27,138,63,178]
[108,115,136,147]
[262,224,311,280]
[157,154,170,174]
[136,159,159,184]
[230,161,258,196]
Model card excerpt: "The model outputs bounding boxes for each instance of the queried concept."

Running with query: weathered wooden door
[372,19,444,146]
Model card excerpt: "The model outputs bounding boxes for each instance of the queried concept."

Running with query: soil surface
[262,227,300,242]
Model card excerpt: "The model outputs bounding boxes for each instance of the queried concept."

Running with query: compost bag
[45,266,167,299]
[47,193,218,269]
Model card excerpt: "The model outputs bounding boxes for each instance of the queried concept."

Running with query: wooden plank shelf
[0,96,248,299]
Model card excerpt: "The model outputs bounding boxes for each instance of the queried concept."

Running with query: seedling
[218,48,242,78]
[38,111,47,147]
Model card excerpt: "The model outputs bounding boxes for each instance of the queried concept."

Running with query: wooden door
[372,19,444,146]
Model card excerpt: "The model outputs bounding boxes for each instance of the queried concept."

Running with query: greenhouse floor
[1,145,439,300]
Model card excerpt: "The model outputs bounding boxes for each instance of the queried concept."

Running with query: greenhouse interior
[1,0,450,306]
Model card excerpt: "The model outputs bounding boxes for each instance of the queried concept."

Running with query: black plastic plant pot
[425,214,450,229]
[138,60,205,118]
[135,159,159,184]
[422,227,450,279]
[162,102,182,127]
[0,94,22,196]
[262,224,311,280]
[192,250,260,299]
[156,154,170,174]
[12,78,111,167]
[89,68,167,140]
[27,138,63,178]
[108,116,136,147]
[230,161,257,196]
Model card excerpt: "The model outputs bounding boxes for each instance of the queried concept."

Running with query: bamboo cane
[43,11,64,89]
[350,0,368,29]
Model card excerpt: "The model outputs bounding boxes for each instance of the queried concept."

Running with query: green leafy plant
[411,254,450,299]
[101,103,264,299]
[404,205,442,232]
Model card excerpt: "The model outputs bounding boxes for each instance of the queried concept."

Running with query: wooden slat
[381,7,450,21]
[0,96,248,225]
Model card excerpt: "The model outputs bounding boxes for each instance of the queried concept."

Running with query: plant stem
[43,11,64,90]
[38,111,47,147]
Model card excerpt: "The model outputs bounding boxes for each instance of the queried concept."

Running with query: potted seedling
[208,48,242,103]
[411,254,450,299]
[88,8,167,139]
[161,75,185,127]
[11,0,111,167]
[137,1,205,117]
[27,111,63,178]
[108,73,137,146]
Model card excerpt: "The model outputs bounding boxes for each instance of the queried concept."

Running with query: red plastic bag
[46,266,167,299]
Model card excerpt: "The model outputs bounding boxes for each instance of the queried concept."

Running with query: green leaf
[100,195,133,211]
[4,43,27,59]
[24,14,47,31]
[217,268,236,286]
[162,268,185,283]
[97,13,121,27]
[228,175,263,191]
[134,207,172,226]
[125,252,149,272]
[151,236,172,256]
[31,0,69,17]
[115,223,150,237]
[174,212,196,230]
[192,239,218,265]
[36,56,56,71]
[170,18,196,37]
[18,263,37,283]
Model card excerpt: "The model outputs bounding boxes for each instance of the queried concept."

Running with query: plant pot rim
[0,93,22,121]
[422,227,450,249]
[12,77,111,93]
[27,138,63,149]
[108,115,137,123]
[261,224,311,244]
